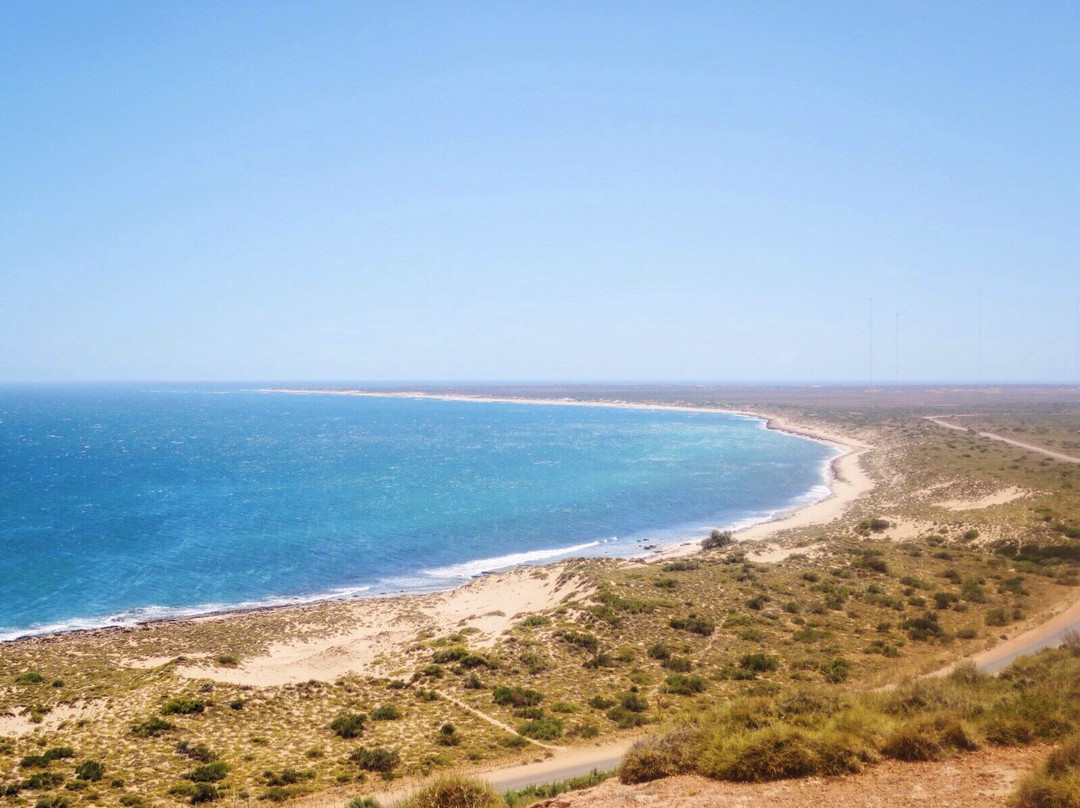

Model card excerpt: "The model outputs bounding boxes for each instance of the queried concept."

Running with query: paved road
[480,741,632,793]
[972,596,1080,674]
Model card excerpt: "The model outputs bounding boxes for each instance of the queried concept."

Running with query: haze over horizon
[3,2,1077,384]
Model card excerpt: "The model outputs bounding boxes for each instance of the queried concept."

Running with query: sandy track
[925,416,1080,464]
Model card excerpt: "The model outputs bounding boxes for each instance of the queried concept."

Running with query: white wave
[0,584,371,643]
[422,538,615,579]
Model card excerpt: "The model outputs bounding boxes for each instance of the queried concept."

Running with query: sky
[2,2,1077,383]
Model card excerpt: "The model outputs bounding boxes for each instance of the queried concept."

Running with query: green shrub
[346,798,380,808]
[662,560,700,572]
[349,746,399,773]
[15,671,45,684]
[34,797,69,808]
[588,695,615,710]
[558,630,599,651]
[669,615,715,636]
[161,698,205,716]
[184,762,228,783]
[664,674,707,695]
[189,783,219,804]
[176,742,218,763]
[518,716,563,741]
[75,760,104,782]
[330,713,366,738]
[820,658,851,684]
[646,643,671,660]
[698,724,859,782]
[662,655,692,672]
[702,529,733,550]
[435,723,460,746]
[739,653,780,674]
[131,716,174,737]
[619,730,696,784]
[493,686,542,708]
[398,775,503,808]
[881,715,979,761]
[606,705,649,729]
[25,771,66,789]
[1012,734,1080,808]
[369,705,400,721]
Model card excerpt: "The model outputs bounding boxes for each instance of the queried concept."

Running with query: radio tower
[868,297,873,386]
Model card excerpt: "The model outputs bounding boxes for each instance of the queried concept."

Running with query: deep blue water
[0,386,837,639]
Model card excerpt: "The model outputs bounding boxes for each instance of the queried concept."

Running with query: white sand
[938,486,1029,511]
[173,565,591,686]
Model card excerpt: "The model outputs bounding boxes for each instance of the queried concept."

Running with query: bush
[702,529,734,550]
[432,646,468,664]
[161,698,205,716]
[346,798,380,808]
[669,615,715,636]
[662,656,692,672]
[588,695,615,710]
[189,783,219,804]
[184,762,228,783]
[607,705,649,729]
[176,742,218,763]
[349,746,399,773]
[619,730,696,784]
[820,658,851,684]
[331,713,366,738]
[75,760,104,782]
[397,775,503,808]
[34,797,69,808]
[15,671,45,684]
[25,771,66,789]
[881,715,979,761]
[1013,734,1080,808]
[131,716,174,737]
[518,716,563,741]
[740,653,780,674]
[369,705,400,721]
[492,686,542,708]
[698,724,865,782]
[646,643,671,660]
[436,723,460,746]
[664,674,707,695]
[662,560,700,572]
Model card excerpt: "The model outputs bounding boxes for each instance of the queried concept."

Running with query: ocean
[0,385,838,640]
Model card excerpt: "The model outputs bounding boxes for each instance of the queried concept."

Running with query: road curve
[924,416,1080,464]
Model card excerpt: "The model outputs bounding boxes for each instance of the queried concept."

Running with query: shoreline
[1,390,874,646]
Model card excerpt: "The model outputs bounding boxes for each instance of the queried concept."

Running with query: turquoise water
[0,386,837,639]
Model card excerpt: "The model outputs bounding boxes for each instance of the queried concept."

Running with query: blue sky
[2,2,1077,382]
